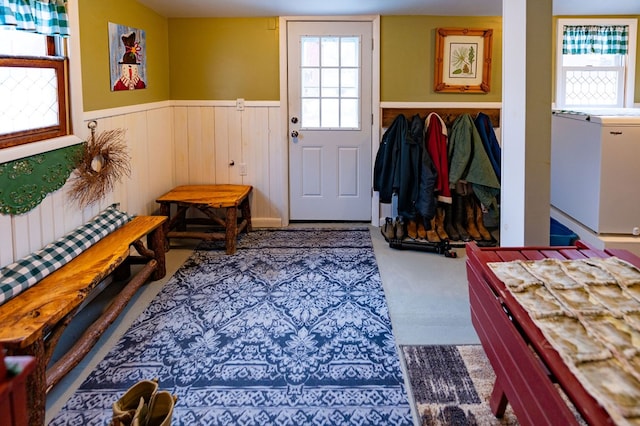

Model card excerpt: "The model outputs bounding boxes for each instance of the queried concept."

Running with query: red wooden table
[1,346,36,426]
[466,241,639,426]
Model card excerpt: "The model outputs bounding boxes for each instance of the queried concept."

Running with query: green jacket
[448,114,500,209]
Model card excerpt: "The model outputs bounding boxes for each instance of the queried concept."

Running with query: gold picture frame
[434,28,493,93]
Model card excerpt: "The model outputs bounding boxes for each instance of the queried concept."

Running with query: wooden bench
[0,215,166,426]
[156,184,252,254]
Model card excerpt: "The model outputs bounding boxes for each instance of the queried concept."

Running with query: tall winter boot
[442,202,459,241]
[435,206,449,240]
[407,218,418,239]
[473,198,493,241]
[464,196,482,241]
[453,195,471,242]
[395,216,405,240]
[417,216,428,240]
[426,217,441,243]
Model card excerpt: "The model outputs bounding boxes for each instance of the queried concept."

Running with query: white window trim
[555,18,637,109]
[0,1,83,164]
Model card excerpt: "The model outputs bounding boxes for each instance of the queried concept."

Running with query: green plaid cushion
[0,204,133,306]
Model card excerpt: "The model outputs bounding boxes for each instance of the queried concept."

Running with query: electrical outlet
[236,98,245,111]
[239,163,247,176]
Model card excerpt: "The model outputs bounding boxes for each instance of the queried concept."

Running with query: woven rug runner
[402,345,518,426]
[51,228,412,425]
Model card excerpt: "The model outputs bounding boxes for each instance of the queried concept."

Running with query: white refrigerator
[551,108,640,236]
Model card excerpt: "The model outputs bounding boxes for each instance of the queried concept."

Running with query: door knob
[291,117,299,124]
[291,130,299,138]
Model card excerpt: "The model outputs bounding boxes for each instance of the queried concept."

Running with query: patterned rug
[51,228,412,425]
[401,345,518,426]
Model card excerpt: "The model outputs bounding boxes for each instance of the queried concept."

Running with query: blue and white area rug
[51,228,412,425]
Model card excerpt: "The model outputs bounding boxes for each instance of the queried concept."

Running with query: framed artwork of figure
[109,22,147,91]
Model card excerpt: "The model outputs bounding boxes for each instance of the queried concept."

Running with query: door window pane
[301,37,320,66]
[302,98,320,128]
[321,98,339,128]
[302,68,319,97]
[340,68,358,97]
[341,37,359,67]
[321,37,339,67]
[341,99,359,128]
[321,68,339,97]
[300,35,361,129]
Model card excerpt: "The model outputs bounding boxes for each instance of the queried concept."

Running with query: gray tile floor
[45,225,479,424]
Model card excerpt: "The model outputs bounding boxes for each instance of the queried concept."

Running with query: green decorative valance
[0,144,83,215]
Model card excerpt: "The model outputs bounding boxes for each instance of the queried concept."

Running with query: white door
[288,21,372,221]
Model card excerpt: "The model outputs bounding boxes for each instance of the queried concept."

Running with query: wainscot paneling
[1,102,284,268]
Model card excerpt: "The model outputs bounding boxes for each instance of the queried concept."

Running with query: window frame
[555,18,638,109]
[0,34,70,150]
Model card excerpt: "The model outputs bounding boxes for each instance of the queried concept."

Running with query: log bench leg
[147,226,166,280]
[225,206,238,255]
[240,197,252,232]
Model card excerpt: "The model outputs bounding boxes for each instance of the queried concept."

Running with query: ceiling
[136,0,640,18]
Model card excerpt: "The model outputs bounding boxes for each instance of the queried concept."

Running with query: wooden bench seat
[0,215,166,426]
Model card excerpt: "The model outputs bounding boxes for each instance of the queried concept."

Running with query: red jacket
[424,113,452,203]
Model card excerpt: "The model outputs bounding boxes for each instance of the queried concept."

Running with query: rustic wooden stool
[156,184,253,254]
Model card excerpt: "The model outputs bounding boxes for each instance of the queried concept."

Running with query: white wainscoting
[0,101,285,268]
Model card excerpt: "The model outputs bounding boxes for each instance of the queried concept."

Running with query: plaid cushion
[0,204,133,306]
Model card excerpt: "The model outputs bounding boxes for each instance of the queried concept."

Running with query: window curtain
[562,25,629,55]
[0,0,69,37]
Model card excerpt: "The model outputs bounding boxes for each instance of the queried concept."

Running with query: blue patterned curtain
[562,25,629,55]
[0,0,69,36]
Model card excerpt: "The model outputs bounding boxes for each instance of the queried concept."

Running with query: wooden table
[466,241,639,426]
[156,184,252,254]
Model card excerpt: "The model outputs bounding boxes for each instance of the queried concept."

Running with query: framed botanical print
[434,28,493,93]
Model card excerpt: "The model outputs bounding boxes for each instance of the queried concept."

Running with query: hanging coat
[424,112,452,204]
[474,112,502,181]
[448,114,500,209]
[373,114,436,220]
[374,114,405,203]
[411,114,437,221]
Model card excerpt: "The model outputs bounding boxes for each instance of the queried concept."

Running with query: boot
[112,379,159,425]
[435,206,449,240]
[453,195,471,242]
[395,216,405,240]
[417,216,428,240]
[473,199,493,241]
[426,217,441,243]
[406,219,418,239]
[443,202,459,241]
[136,391,177,426]
[464,196,482,241]
[381,217,395,241]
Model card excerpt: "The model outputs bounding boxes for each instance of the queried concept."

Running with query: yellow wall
[77,7,640,107]
[78,0,170,111]
[380,16,503,102]
[168,18,280,100]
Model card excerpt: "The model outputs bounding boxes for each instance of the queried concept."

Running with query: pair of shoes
[112,379,177,426]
